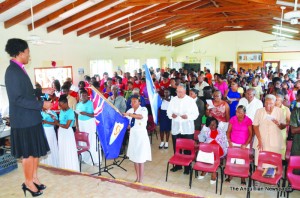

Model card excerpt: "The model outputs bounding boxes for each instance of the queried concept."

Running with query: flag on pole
[143,64,162,124]
[90,86,129,159]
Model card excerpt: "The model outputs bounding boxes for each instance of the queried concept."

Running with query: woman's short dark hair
[236,105,246,112]
[53,80,61,91]
[58,94,68,103]
[5,38,28,57]
[80,89,88,95]
[78,81,85,87]
[205,117,219,128]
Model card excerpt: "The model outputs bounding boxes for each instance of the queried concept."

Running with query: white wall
[173,30,300,74]
[0,23,172,86]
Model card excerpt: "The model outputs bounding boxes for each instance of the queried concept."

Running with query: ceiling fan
[115,20,142,49]
[163,32,175,52]
[26,0,61,45]
[264,6,287,43]
[284,0,300,24]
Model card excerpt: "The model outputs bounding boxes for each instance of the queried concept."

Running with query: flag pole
[89,85,123,116]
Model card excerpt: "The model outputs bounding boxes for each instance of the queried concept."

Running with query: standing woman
[224,79,242,118]
[5,38,52,196]
[123,95,151,183]
[40,109,59,168]
[159,89,172,149]
[253,94,286,166]
[55,95,79,172]
[76,89,99,165]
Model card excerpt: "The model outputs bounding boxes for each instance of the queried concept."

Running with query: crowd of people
[43,64,300,185]
[4,38,300,196]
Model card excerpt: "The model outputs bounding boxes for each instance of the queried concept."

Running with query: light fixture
[182,34,200,41]
[276,0,300,8]
[272,32,294,38]
[273,25,299,33]
[59,0,102,19]
[166,30,186,38]
[142,24,166,34]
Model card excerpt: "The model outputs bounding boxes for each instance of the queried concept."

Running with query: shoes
[197,172,207,180]
[225,177,232,183]
[22,183,43,197]
[170,166,182,172]
[159,142,164,149]
[33,182,46,191]
[210,179,216,184]
[164,142,168,149]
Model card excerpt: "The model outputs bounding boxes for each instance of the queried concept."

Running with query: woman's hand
[257,140,263,151]
[54,120,59,126]
[228,141,233,147]
[271,119,280,127]
[123,112,129,117]
[241,144,247,149]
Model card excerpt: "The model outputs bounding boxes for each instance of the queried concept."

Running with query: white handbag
[196,150,214,164]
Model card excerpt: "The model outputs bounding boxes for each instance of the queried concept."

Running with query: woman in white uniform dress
[123,95,151,183]
[55,95,79,172]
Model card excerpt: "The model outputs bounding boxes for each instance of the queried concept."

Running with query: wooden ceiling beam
[130,24,184,42]
[115,0,211,41]
[47,0,119,33]
[89,3,173,37]
[67,5,145,35]
[130,23,183,42]
[0,0,23,14]
[116,0,195,7]
[28,0,89,31]
[99,0,196,39]
[4,0,60,29]
[173,15,273,24]
[153,3,279,17]
[114,16,180,40]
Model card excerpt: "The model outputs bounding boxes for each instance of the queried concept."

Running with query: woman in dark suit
[5,38,52,197]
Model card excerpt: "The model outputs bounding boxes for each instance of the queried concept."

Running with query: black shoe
[170,166,182,172]
[22,183,43,197]
[34,182,46,191]
[183,170,190,175]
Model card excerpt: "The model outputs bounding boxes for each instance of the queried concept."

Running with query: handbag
[196,150,214,164]
[0,149,18,176]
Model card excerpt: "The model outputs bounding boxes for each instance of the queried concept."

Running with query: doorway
[220,62,233,75]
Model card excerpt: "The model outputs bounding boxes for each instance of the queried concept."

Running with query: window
[90,59,113,77]
[146,58,160,70]
[124,59,140,75]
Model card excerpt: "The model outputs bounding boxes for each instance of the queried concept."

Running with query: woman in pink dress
[214,74,228,97]
[226,105,253,184]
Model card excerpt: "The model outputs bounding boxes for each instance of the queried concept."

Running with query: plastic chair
[75,131,95,172]
[194,130,200,142]
[282,140,293,192]
[287,156,300,198]
[190,143,222,194]
[166,138,195,188]
[147,115,157,144]
[249,151,283,198]
[221,147,250,195]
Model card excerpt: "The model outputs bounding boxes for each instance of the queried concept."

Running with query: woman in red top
[205,69,213,85]
[159,73,170,97]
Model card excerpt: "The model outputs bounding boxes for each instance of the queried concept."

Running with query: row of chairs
[166,138,300,197]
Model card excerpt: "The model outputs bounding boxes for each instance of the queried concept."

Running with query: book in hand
[262,167,276,178]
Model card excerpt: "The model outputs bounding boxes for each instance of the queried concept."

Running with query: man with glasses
[167,84,199,174]
[237,88,263,122]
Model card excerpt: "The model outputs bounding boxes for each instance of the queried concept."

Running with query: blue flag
[143,64,162,124]
[91,87,129,159]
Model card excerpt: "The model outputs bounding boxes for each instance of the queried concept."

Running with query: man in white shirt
[238,88,263,121]
[194,74,209,97]
[167,84,199,174]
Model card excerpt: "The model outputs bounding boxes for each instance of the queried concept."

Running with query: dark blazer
[5,60,43,128]
[194,97,205,131]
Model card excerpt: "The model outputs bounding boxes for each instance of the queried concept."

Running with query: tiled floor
[80,131,300,198]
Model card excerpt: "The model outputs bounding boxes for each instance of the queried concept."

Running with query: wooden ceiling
[1,0,300,47]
